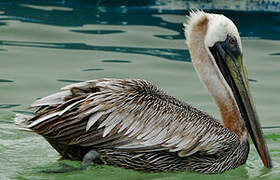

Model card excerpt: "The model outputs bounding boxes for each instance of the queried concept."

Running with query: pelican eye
[225,35,241,59]
[227,35,237,47]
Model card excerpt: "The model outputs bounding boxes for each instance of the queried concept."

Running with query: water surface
[0,1,280,180]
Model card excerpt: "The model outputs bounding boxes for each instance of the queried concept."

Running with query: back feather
[17,78,239,158]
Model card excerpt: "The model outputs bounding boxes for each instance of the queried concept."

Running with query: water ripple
[270,53,280,56]
[154,34,183,40]
[0,1,280,40]
[0,40,190,62]
[13,110,34,115]
[102,60,131,63]
[70,30,125,35]
[248,78,258,83]
[0,104,20,109]
[0,79,13,83]
[82,68,104,71]
[57,79,83,83]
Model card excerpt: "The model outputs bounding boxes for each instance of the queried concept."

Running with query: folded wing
[28,79,238,157]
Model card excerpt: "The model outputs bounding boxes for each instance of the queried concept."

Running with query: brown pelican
[15,11,272,173]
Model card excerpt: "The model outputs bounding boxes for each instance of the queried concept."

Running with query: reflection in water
[70,30,125,35]
[0,79,13,82]
[218,10,280,40]
[248,78,258,82]
[57,79,83,83]
[0,40,190,62]
[154,34,183,40]
[102,59,131,63]
[0,1,185,40]
[0,120,12,124]
[13,110,34,115]
[154,0,280,12]
[270,53,280,56]
[82,68,104,71]
[262,126,280,129]
[0,104,20,109]
[0,1,279,41]
[0,22,7,26]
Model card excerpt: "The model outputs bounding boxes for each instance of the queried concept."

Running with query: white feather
[86,112,104,131]
[14,113,33,125]
[103,123,117,137]
[27,112,60,128]
[31,91,71,107]
[14,113,33,131]
[59,99,84,116]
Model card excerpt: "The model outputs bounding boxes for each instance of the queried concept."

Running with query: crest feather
[184,11,208,41]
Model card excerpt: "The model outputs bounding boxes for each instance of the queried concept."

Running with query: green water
[1,1,280,180]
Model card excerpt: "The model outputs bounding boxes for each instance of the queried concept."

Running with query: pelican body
[15,11,272,173]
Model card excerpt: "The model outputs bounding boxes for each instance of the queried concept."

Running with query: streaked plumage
[20,79,247,173]
[15,11,272,173]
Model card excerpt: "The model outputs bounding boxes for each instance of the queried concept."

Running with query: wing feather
[26,79,239,157]
[86,111,105,131]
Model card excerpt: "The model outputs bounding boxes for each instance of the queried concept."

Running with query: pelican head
[184,11,272,168]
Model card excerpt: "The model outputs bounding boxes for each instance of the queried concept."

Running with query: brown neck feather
[186,14,246,139]
[215,96,246,138]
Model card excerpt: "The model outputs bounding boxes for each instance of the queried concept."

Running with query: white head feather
[184,10,242,52]
[204,13,242,52]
